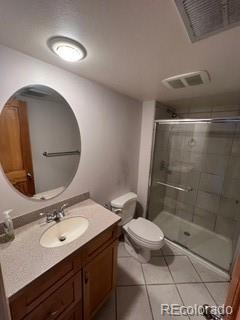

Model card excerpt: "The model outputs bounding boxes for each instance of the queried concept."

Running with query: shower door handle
[156,181,193,192]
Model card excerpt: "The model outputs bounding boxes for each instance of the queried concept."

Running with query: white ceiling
[1,0,240,107]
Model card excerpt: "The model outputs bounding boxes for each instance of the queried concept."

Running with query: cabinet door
[62,305,82,320]
[83,241,118,320]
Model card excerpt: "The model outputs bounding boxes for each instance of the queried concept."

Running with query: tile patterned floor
[94,242,230,320]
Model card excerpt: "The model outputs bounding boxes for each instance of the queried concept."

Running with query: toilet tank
[110,192,137,225]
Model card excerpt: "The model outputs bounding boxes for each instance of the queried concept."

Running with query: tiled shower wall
[150,104,240,248]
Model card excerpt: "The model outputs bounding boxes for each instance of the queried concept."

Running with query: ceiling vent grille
[22,88,50,98]
[162,71,210,89]
[175,0,240,42]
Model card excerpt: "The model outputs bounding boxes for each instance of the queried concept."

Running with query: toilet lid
[127,218,164,244]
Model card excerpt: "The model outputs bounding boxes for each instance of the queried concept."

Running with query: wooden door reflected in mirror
[0,100,35,196]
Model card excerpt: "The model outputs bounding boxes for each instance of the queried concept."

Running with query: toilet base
[124,235,151,263]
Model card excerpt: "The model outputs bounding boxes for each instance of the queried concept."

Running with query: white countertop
[0,199,120,298]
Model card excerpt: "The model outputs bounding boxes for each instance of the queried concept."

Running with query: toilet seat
[124,218,164,249]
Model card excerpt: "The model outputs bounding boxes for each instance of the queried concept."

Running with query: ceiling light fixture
[48,36,87,62]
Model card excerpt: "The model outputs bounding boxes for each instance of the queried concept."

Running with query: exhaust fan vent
[22,88,50,98]
[162,71,210,90]
[175,0,240,42]
[167,79,186,89]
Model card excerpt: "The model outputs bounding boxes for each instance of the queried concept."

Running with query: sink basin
[40,217,89,248]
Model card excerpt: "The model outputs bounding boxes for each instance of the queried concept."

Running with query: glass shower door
[148,119,240,272]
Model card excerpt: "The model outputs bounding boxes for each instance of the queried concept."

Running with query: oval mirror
[0,85,81,200]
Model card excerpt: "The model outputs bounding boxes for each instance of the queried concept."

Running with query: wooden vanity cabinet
[62,305,82,320]
[9,225,119,320]
[83,242,118,319]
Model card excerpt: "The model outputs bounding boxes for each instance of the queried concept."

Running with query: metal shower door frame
[146,117,240,274]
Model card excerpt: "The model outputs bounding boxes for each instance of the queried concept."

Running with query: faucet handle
[40,212,52,217]
[60,203,68,211]
[39,212,54,223]
[59,203,68,217]
[39,213,47,226]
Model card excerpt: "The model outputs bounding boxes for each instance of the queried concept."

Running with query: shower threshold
[154,210,232,273]
[164,238,230,280]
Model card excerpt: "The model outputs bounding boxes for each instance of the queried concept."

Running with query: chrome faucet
[40,203,68,223]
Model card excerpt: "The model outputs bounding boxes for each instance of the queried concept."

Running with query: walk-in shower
[147,117,240,272]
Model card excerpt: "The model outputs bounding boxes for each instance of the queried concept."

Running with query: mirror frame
[0,84,81,202]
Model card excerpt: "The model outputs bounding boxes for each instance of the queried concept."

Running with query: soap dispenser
[2,209,15,242]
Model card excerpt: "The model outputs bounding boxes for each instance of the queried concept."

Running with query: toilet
[111,192,165,263]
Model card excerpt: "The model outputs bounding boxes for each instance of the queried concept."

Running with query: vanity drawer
[84,225,118,262]
[25,273,82,320]
[61,305,82,320]
[10,259,82,320]
[26,259,75,305]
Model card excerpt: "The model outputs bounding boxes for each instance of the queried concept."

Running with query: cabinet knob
[47,310,59,319]
[47,301,64,319]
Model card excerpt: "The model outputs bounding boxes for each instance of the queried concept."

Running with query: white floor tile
[205,282,229,305]
[142,257,173,284]
[118,242,130,257]
[147,284,187,320]
[93,293,116,320]
[165,256,201,283]
[117,257,145,286]
[117,286,153,320]
[190,258,229,282]
[177,283,216,320]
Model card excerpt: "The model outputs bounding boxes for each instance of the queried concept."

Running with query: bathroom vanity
[0,199,120,320]
[0,84,122,320]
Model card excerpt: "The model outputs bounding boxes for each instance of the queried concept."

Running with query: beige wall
[0,45,142,222]
[21,95,80,194]
[137,101,156,216]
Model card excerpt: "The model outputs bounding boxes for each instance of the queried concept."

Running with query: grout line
[163,255,191,320]
[202,281,230,307]
[117,281,206,287]
[186,255,203,283]
[139,261,147,286]
[140,262,154,320]
[187,256,221,306]
[145,285,155,320]
[117,249,228,318]
[162,255,175,283]
[202,282,219,306]
[174,284,191,320]
[162,254,186,257]
[117,280,229,287]
[163,252,191,319]
[117,284,146,287]
[148,281,202,285]
[198,280,230,284]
